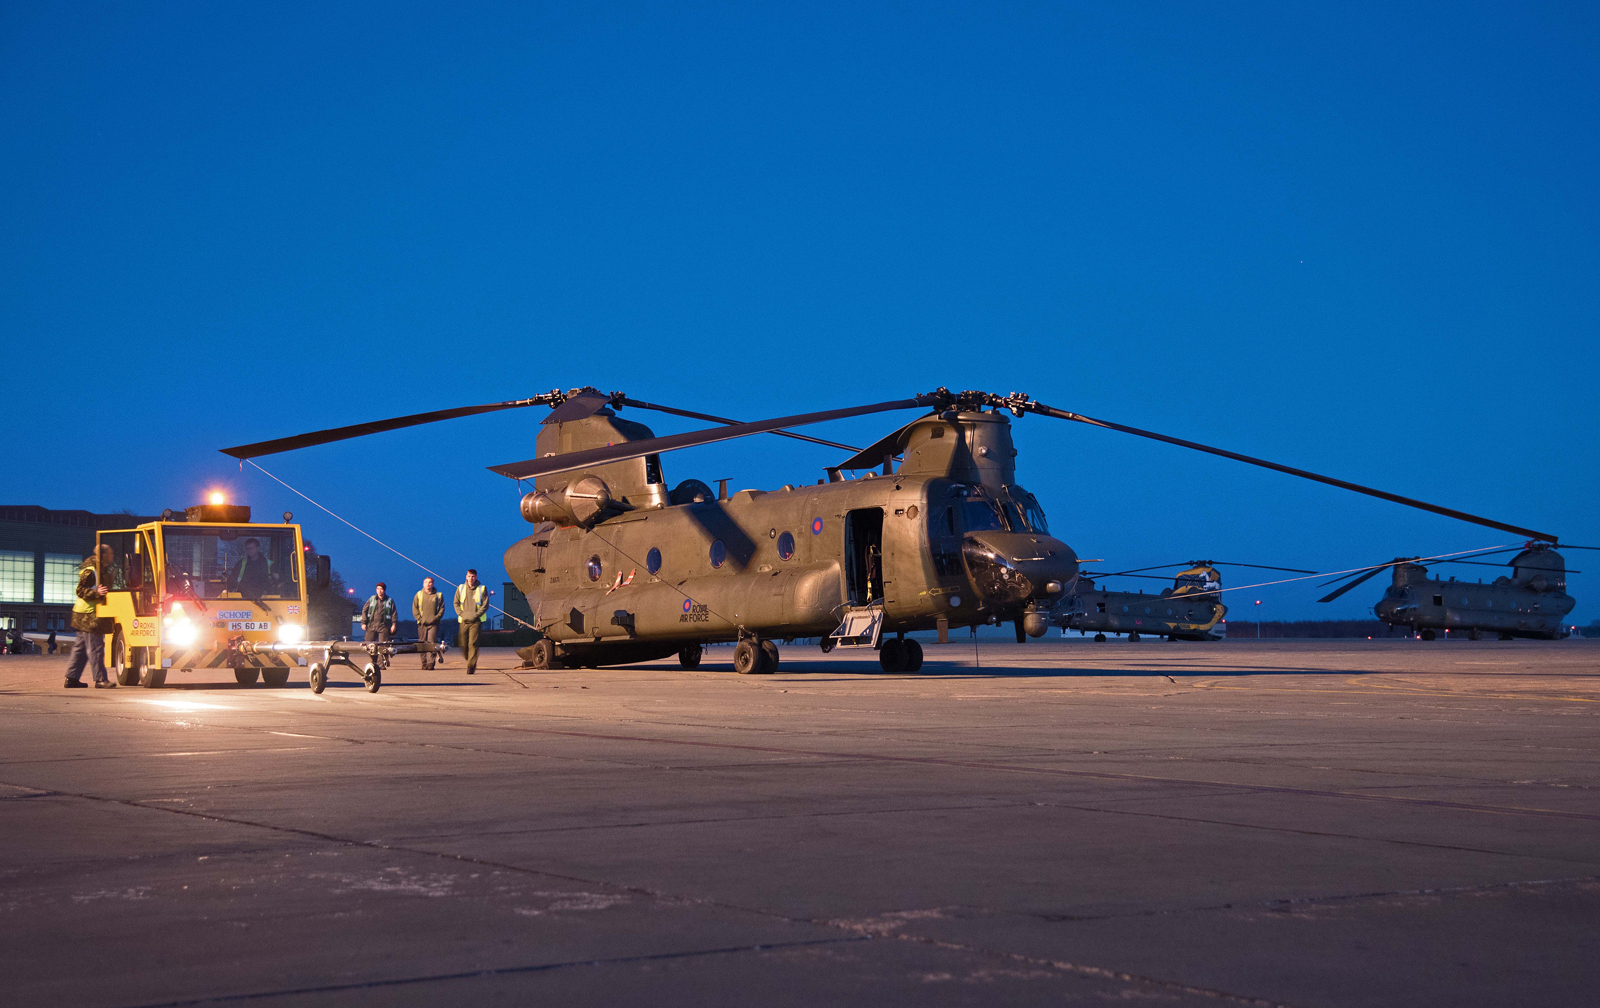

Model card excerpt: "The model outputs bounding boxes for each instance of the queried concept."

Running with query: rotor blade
[1557,544,1600,550]
[1098,564,1187,577]
[222,396,554,459]
[1316,564,1391,603]
[1206,561,1319,573]
[1316,560,1406,588]
[617,397,866,454]
[833,416,928,470]
[489,394,942,481]
[1082,572,1186,582]
[1022,401,1559,543]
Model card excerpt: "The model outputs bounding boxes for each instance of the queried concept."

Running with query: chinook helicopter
[222,386,1563,673]
[1064,560,1317,642]
[1317,543,1594,640]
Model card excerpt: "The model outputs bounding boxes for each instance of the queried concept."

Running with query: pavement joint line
[112,936,873,1007]
[1020,873,1600,923]
[22,783,1303,1008]
[9,702,1600,823]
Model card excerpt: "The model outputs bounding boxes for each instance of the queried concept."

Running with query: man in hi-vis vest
[454,569,488,675]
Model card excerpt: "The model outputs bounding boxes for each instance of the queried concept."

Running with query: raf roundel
[811,518,824,535]
[682,597,693,613]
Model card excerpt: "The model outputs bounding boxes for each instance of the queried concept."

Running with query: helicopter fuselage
[502,409,1080,664]
[1374,552,1574,640]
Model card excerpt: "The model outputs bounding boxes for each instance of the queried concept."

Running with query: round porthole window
[646,547,662,575]
[777,532,795,560]
[709,540,727,568]
[586,556,602,581]
[1121,605,1130,613]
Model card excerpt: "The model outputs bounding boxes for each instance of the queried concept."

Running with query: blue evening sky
[3,2,1596,622]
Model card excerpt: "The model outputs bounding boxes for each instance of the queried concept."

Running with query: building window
[0,551,35,603]
[43,554,82,605]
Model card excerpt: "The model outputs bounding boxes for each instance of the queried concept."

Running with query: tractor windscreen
[164,526,301,600]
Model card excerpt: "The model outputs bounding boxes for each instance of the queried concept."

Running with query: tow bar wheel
[363,663,381,693]
[308,662,327,694]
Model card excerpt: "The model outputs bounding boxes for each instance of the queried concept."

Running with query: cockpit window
[962,500,1006,532]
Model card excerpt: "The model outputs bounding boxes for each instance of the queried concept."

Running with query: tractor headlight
[164,620,196,646]
[277,623,304,643]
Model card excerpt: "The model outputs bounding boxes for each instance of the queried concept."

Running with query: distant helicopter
[223,386,1561,673]
[1064,560,1316,641]
[1316,542,1595,640]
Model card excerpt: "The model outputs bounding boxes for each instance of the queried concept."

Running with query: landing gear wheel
[678,643,702,669]
[1128,633,1141,642]
[1499,632,1514,641]
[901,638,923,672]
[234,668,260,686]
[1093,634,1107,643]
[1420,629,1436,641]
[1468,629,1481,641]
[529,638,557,669]
[308,662,327,694]
[363,663,381,692]
[819,637,836,653]
[262,668,290,688]
[759,640,779,674]
[879,638,909,673]
[733,640,761,674]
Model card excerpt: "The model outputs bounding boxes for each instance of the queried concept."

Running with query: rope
[244,460,537,631]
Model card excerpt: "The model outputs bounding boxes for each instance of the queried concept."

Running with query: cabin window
[1096,602,1106,613]
[709,540,727,569]
[644,454,664,485]
[777,532,795,560]
[930,426,945,438]
[1121,605,1129,613]
[586,556,602,582]
[1432,594,1443,606]
[645,548,662,575]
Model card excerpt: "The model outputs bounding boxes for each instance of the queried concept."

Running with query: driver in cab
[228,538,277,596]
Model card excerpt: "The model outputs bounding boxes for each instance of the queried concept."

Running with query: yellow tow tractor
[96,496,445,692]
[94,497,326,688]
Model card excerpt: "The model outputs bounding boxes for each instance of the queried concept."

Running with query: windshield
[163,526,300,600]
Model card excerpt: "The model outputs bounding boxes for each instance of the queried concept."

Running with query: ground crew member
[454,569,488,675]
[65,544,120,688]
[362,583,397,643]
[413,576,445,669]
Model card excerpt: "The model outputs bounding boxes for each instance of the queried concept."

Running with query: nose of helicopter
[961,532,1080,608]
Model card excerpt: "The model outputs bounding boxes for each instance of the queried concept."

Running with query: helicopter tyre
[1499,632,1514,641]
[678,643,702,669]
[1093,634,1106,643]
[1420,630,1436,641]
[878,639,909,673]
[759,640,779,673]
[528,639,557,670]
[733,640,762,674]
[902,639,924,672]
[1468,629,1480,641]
[1128,633,1141,643]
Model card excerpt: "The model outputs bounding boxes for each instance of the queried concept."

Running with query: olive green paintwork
[1065,564,1228,641]
[504,409,1080,664]
[1373,547,1575,640]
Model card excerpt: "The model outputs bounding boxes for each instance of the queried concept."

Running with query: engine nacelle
[520,476,616,528]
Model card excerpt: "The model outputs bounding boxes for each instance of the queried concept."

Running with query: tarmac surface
[3,637,1598,1007]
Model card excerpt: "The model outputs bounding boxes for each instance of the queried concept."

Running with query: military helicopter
[1064,560,1316,641]
[222,386,1562,673]
[1316,543,1595,640]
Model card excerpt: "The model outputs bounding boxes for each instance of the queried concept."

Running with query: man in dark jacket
[65,545,120,688]
[413,577,445,669]
[361,583,397,643]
